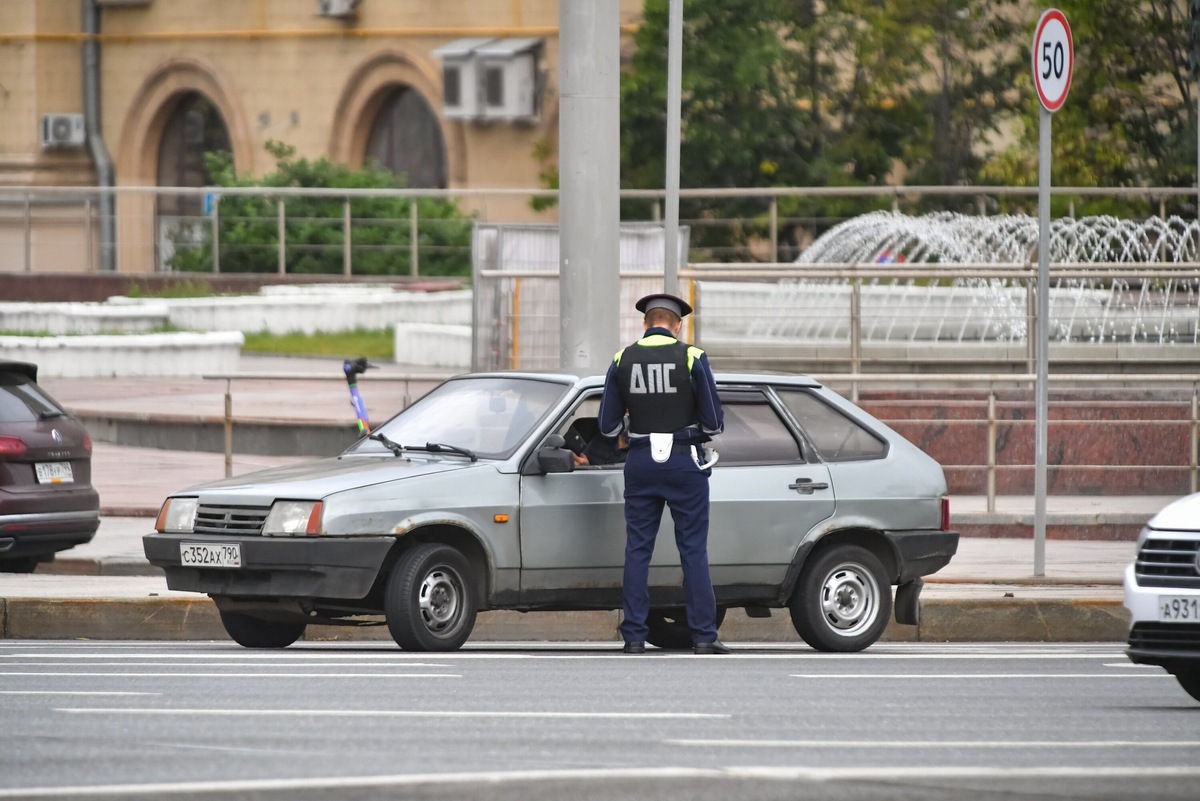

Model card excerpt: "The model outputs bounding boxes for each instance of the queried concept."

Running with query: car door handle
[789,477,829,494]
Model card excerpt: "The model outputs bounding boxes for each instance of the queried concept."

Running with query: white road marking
[788,673,1167,679]
[0,672,459,679]
[0,651,1131,662]
[0,691,160,696]
[1,765,1197,799]
[57,708,729,720]
[0,654,453,664]
[2,662,459,668]
[669,739,1200,749]
[727,765,1200,781]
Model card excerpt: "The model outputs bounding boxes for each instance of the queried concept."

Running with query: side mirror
[530,434,574,475]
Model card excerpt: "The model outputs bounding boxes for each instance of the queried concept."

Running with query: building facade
[0,0,641,273]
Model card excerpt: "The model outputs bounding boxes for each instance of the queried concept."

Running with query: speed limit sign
[1032,9,1073,112]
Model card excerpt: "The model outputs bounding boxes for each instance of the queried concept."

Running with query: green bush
[168,141,474,277]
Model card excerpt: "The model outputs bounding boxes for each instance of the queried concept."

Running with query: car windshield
[345,376,571,460]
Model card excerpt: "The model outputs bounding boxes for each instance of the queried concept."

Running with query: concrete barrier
[0,332,243,377]
[394,323,472,368]
[0,301,170,334]
[109,285,473,336]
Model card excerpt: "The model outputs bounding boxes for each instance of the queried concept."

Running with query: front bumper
[1123,563,1200,671]
[143,532,396,599]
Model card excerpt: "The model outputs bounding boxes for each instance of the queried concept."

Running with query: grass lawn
[241,328,394,360]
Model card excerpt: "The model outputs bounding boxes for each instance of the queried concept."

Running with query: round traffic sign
[1032,9,1073,112]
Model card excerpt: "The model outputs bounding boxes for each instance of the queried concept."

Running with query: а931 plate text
[1160,596,1200,621]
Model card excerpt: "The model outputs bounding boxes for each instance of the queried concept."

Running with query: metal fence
[203,369,1200,510]
[471,260,1200,374]
[4,184,1199,275]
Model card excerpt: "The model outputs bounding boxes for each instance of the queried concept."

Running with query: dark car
[0,361,100,572]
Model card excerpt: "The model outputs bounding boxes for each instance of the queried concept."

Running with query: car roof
[0,361,38,382]
[454,370,823,390]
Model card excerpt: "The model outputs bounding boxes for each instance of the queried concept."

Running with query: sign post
[1031,9,1072,576]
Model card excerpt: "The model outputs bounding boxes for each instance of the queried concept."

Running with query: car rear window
[776,389,886,462]
[0,372,66,423]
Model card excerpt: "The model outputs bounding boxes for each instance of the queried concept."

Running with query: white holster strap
[649,432,673,463]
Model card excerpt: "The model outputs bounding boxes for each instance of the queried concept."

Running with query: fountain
[697,211,1200,371]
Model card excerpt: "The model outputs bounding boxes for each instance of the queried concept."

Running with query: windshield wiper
[417,442,478,462]
[369,432,406,457]
[367,435,477,462]
[38,410,68,420]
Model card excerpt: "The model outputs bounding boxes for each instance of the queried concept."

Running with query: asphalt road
[0,641,1197,801]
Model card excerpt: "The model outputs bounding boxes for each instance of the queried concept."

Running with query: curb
[0,598,1131,644]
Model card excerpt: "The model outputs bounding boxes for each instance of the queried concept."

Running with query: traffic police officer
[598,292,728,654]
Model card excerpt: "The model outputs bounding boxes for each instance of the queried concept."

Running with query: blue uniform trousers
[619,445,719,644]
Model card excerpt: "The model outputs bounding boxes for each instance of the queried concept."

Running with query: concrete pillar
[558,0,621,372]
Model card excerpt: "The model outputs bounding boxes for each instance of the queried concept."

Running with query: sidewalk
[0,359,1156,644]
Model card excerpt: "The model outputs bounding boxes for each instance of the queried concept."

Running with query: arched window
[156,92,232,216]
[155,92,231,269]
[364,87,447,188]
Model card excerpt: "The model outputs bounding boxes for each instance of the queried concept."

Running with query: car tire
[789,544,891,652]
[645,607,727,650]
[1174,670,1200,703]
[385,543,477,652]
[218,610,307,649]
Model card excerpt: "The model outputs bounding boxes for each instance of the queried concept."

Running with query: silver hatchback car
[144,372,958,652]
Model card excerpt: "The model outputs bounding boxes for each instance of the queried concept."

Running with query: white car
[1124,493,1200,702]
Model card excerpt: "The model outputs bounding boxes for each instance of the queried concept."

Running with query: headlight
[263,500,323,537]
[155,498,198,533]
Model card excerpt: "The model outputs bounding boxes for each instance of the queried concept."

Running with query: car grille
[1128,622,1200,654]
[193,505,269,537]
[1134,534,1200,589]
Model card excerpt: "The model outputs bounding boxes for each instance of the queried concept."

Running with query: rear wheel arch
[782,528,898,601]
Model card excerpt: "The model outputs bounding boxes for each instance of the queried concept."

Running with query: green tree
[982,0,1194,217]
[617,0,1028,257]
[168,141,473,277]
[619,0,815,257]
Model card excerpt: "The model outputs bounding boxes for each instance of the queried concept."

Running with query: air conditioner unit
[431,37,543,123]
[317,0,359,18]
[473,38,542,123]
[41,114,86,149]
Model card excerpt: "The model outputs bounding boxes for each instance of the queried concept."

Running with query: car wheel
[789,544,891,652]
[385,543,477,652]
[1174,670,1200,703]
[645,607,727,650]
[217,610,307,649]
[0,556,41,573]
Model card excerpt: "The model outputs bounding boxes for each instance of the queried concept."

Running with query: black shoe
[623,641,646,654]
[693,640,732,655]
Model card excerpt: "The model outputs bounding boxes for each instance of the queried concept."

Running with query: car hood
[1148,492,1200,532]
[171,455,480,501]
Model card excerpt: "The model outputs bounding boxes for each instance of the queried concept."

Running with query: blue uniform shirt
[598,326,724,441]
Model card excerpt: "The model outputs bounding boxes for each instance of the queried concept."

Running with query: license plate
[1159,596,1200,622]
[35,462,73,484]
[180,542,242,568]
